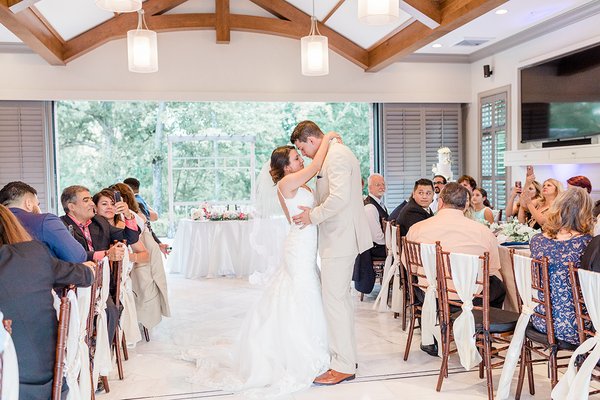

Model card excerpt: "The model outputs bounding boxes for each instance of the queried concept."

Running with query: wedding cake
[432,147,453,181]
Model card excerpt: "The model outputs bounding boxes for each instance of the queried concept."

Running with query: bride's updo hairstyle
[270,145,295,184]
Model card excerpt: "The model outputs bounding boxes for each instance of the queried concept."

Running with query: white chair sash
[449,252,483,370]
[374,224,400,312]
[93,257,112,385]
[552,269,600,400]
[120,251,142,347]
[390,225,403,313]
[420,243,441,352]
[72,287,91,400]
[0,311,19,400]
[497,254,535,399]
[61,290,80,400]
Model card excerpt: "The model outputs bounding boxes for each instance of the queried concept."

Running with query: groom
[291,120,372,385]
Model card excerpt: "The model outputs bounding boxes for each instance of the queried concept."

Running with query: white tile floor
[98,274,590,400]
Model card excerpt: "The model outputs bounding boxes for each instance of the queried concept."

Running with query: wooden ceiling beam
[400,0,441,28]
[4,0,40,13]
[0,2,64,65]
[216,0,230,44]
[367,0,508,72]
[248,0,306,22]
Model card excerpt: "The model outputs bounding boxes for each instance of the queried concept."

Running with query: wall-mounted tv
[520,42,600,143]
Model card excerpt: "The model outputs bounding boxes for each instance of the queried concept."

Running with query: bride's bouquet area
[191,202,252,221]
[488,219,540,244]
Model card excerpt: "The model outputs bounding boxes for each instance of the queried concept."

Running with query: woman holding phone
[505,179,543,220]
[518,166,563,229]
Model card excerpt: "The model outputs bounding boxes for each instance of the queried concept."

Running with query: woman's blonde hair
[0,204,32,245]
[543,187,594,239]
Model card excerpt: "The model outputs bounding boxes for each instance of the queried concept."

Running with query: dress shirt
[430,194,439,214]
[364,194,385,245]
[9,207,86,263]
[406,208,502,297]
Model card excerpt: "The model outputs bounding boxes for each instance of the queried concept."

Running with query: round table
[167,217,289,278]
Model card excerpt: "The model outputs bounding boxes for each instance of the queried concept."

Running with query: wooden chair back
[401,237,430,308]
[52,287,73,400]
[527,256,554,346]
[435,242,490,331]
[568,262,597,345]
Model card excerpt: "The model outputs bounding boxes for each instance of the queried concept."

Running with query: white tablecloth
[167,218,289,278]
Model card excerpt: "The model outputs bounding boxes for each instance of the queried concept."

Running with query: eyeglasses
[433,181,445,185]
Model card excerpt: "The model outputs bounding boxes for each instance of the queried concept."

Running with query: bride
[189,131,341,398]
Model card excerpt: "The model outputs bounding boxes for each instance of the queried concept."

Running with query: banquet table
[498,245,531,313]
[167,217,289,279]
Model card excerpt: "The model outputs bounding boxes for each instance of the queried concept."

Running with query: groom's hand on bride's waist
[292,206,312,229]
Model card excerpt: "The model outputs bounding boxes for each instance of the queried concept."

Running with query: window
[479,90,509,211]
[381,104,462,208]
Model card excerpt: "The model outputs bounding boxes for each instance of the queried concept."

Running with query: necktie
[78,221,94,252]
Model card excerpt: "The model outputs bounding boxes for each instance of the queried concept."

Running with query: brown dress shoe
[313,369,356,386]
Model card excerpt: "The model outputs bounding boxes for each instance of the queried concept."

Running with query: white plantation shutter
[480,92,508,212]
[0,101,54,212]
[382,104,462,209]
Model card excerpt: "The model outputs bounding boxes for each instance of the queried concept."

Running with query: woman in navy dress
[529,187,594,345]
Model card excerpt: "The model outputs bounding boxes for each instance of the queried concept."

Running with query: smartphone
[526,165,534,176]
[114,191,122,203]
[515,180,522,188]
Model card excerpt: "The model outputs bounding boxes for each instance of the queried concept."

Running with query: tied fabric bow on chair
[420,243,441,352]
[93,258,112,386]
[497,254,536,400]
[449,253,483,370]
[119,252,142,347]
[373,222,396,312]
[552,269,600,400]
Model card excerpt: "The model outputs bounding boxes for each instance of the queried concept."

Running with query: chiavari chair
[436,242,518,400]
[52,287,73,400]
[87,260,110,396]
[111,240,126,380]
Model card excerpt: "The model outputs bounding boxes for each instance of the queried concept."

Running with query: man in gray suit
[291,121,372,385]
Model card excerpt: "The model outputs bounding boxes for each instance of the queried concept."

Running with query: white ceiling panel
[416,0,596,55]
[34,0,113,41]
[286,0,341,21]
[0,23,21,43]
[167,0,277,18]
[326,0,413,49]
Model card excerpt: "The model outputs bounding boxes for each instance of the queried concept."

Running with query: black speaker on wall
[483,64,493,78]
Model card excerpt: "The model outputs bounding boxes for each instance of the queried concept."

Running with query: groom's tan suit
[310,140,372,373]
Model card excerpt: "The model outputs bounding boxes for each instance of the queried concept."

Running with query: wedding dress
[187,186,330,398]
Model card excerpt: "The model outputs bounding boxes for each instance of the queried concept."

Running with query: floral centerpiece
[191,202,251,221]
[488,219,540,244]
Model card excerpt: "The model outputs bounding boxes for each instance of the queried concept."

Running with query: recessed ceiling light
[432,43,443,48]
[495,9,508,15]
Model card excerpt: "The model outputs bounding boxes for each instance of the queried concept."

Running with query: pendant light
[300,0,329,76]
[96,0,141,13]
[127,9,158,73]
[358,0,400,25]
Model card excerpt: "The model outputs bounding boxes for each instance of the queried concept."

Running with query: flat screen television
[520,42,600,143]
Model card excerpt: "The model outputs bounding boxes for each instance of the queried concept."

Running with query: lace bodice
[281,186,315,218]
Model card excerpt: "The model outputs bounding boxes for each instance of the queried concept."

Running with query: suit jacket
[0,241,93,400]
[60,215,140,261]
[581,235,600,272]
[396,198,433,237]
[10,207,86,263]
[310,140,372,258]
[389,200,408,222]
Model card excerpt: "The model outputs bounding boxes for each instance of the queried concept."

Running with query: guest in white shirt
[364,174,388,258]
[430,175,447,214]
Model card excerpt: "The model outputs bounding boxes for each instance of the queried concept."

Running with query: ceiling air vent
[454,38,493,47]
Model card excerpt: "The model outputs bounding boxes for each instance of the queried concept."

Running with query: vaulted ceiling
[0,0,597,72]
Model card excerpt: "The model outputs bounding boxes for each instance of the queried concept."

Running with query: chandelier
[300,1,329,76]
[127,10,158,73]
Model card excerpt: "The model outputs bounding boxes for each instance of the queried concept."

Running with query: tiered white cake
[432,147,453,181]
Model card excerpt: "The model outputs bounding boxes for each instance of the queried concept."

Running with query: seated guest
[364,174,388,258]
[529,187,593,345]
[389,198,408,222]
[567,175,592,194]
[594,199,600,236]
[397,179,434,236]
[505,180,543,220]
[581,234,600,272]
[0,204,94,399]
[457,175,477,193]
[0,181,86,263]
[406,183,505,307]
[519,178,563,229]
[430,175,447,214]
[93,188,150,265]
[471,187,494,224]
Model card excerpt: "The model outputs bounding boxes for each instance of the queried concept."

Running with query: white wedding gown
[187,186,330,398]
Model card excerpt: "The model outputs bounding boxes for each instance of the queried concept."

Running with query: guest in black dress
[0,204,94,400]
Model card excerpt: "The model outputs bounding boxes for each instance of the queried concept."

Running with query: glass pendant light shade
[358,0,400,25]
[127,11,158,73]
[301,16,329,76]
[96,0,141,13]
